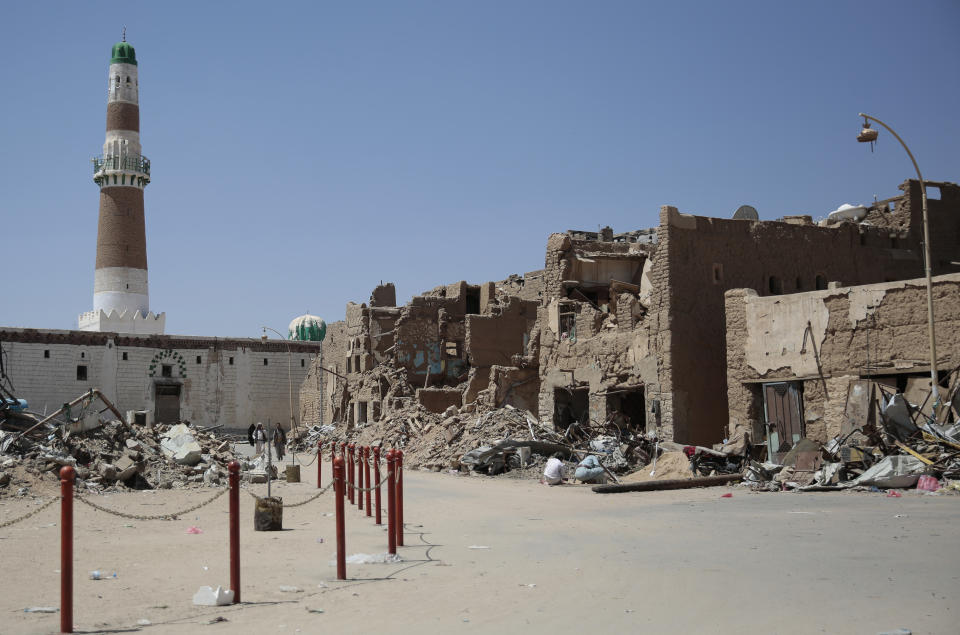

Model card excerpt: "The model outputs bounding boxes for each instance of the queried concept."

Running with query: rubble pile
[0,408,241,496]
[318,397,670,480]
[742,384,960,494]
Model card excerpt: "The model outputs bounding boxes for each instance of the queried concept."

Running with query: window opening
[161,364,172,378]
[465,288,481,315]
[77,365,88,381]
[815,274,828,290]
[768,276,783,295]
[122,352,128,360]
[445,340,464,359]
[44,350,50,358]
[559,301,577,341]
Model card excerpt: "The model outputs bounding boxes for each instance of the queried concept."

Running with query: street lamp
[857,113,939,402]
[261,325,298,464]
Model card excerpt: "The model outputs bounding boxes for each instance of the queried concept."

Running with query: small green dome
[289,315,326,342]
[110,41,137,66]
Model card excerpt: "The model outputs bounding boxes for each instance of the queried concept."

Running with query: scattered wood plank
[592,473,741,493]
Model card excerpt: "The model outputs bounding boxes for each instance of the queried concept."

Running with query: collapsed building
[302,179,960,451]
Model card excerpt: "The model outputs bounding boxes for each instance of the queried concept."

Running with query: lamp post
[857,113,939,401]
[261,326,298,464]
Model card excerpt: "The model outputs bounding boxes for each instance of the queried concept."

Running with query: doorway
[763,382,803,460]
[155,383,182,424]
[605,387,645,434]
[553,387,589,430]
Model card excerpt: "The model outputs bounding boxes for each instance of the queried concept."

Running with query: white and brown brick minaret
[79,34,165,334]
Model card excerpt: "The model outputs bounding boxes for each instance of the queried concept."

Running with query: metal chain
[293,452,319,467]
[246,481,334,507]
[347,474,390,493]
[0,496,59,529]
[75,487,228,521]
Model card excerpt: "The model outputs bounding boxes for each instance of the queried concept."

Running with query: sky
[1,1,959,337]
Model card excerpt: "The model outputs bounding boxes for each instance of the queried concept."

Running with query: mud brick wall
[301,320,346,426]
[465,297,538,367]
[724,274,960,443]
[659,183,960,446]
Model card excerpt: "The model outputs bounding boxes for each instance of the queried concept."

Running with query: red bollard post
[333,456,346,580]
[357,446,364,511]
[373,446,382,525]
[347,443,355,505]
[60,465,75,633]
[386,450,397,555]
[364,446,372,517]
[396,449,404,547]
[316,441,323,489]
[228,461,241,603]
[340,442,347,498]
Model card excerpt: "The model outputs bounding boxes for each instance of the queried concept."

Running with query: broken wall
[537,228,662,438]
[465,297,539,367]
[725,273,960,444]
[659,181,960,446]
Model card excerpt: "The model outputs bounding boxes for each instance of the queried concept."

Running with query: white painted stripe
[107,63,139,105]
[94,267,149,315]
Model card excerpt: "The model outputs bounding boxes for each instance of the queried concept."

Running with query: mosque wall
[0,328,319,432]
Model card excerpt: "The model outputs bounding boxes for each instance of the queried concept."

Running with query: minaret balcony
[92,154,151,187]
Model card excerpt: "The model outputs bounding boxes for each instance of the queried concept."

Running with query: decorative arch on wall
[147,349,188,378]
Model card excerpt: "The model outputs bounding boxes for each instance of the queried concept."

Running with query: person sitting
[574,454,606,484]
[542,454,567,486]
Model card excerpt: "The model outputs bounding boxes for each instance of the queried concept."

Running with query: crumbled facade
[303,179,960,447]
[724,273,960,458]
[300,276,544,430]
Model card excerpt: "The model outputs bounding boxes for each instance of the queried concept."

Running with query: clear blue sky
[2,1,958,337]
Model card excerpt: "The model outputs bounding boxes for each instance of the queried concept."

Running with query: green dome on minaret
[110,40,137,66]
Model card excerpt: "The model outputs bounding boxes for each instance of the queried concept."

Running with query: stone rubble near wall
[160,423,203,465]
[0,413,249,496]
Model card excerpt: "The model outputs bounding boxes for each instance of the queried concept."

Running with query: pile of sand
[621,451,694,483]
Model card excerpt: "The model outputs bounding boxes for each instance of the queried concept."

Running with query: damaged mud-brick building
[303,179,960,447]
[538,180,960,445]
[300,276,545,429]
[725,273,960,460]
[0,328,319,429]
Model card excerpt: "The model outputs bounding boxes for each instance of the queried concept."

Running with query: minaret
[79,33,165,334]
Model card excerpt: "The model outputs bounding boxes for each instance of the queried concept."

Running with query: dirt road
[1,459,957,634]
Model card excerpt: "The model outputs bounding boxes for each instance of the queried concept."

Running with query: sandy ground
[1,454,958,635]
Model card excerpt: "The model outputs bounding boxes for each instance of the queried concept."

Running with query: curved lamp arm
[858,113,938,401]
